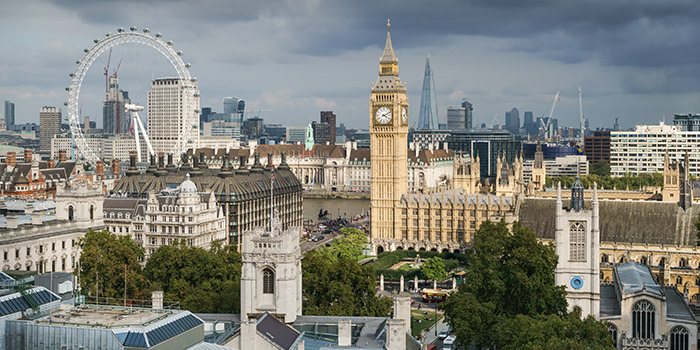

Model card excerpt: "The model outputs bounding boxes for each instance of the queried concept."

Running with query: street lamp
[435,301,438,336]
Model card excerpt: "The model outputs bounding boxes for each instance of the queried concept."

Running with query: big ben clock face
[375,106,392,124]
[401,107,407,124]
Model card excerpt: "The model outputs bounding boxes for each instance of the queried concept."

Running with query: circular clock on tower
[401,107,407,124]
[375,106,392,124]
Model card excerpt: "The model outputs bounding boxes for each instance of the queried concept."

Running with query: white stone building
[523,154,588,182]
[611,122,700,177]
[103,175,226,258]
[0,179,104,273]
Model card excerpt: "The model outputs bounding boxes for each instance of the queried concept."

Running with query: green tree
[493,313,614,350]
[590,160,610,176]
[144,241,242,313]
[302,248,392,317]
[421,256,447,289]
[440,221,569,348]
[79,229,149,300]
[324,227,367,260]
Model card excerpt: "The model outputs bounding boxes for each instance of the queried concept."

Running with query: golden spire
[381,18,397,62]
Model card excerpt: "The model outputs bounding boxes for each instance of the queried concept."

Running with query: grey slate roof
[664,286,696,321]
[519,198,698,246]
[257,313,301,350]
[600,284,620,317]
[615,262,662,296]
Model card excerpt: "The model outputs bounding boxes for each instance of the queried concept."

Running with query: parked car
[438,329,449,340]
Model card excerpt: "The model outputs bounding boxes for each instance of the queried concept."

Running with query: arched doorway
[376,246,385,254]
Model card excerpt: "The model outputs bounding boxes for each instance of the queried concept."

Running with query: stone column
[452,277,457,290]
[400,275,404,293]
[414,275,419,291]
[152,291,163,309]
[380,274,384,291]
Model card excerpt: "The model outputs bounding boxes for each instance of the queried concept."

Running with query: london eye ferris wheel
[65,27,198,165]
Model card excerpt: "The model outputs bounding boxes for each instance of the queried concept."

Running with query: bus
[421,288,450,303]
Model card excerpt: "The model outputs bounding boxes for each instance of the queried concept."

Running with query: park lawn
[410,308,443,338]
[398,264,416,271]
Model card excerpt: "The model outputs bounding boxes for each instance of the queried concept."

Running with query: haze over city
[2,0,700,129]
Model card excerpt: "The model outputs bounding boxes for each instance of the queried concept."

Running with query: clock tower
[370,19,409,253]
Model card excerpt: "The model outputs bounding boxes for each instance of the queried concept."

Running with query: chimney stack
[111,159,120,178]
[6,152,16,168]
[48,159,55,169]
[58,150,67,162]
[129,151,137,169]
[158,153,165,169]
[23,149,32,163]
[96,160,104,179]
[152,291,164,309]
[6,216,18,229]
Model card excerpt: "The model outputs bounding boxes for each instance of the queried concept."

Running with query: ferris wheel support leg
[134,117,142,163]
[135,113,155,157]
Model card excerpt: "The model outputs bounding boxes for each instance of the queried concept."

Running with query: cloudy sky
[2,0,700,131]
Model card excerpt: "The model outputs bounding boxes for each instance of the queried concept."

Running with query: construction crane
[104,48,112,93]
[578,87,585,145]
[539,91,560,139]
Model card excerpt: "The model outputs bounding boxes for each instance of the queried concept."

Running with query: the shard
[417,54,439,130]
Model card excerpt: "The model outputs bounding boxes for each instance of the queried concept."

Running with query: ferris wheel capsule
[177,51,183,56]
[117,27,124,33]
[143,28,150,33]
[76,60,80,64]
[84,48,89,53]
[191,77,197,82]
[166,40,174,46]
[155,33,162,38]
[185,63,191,68]
[94,39,99,43]
[105,32,111,37]
[63,102,68,106]
[130,26,137,31]
[69,73,74,77]
[65,87,70,91]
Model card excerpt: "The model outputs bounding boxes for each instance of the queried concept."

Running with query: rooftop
[39,305,172,328]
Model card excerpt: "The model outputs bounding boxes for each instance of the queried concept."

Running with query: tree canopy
[420,256,447,283]
[440,220,612,349]
[546,173,663,191]
[589,160,610,177]
[302,230,392,317]
[79,229,241,313]
[78,228,149,300]
[493,313,614,350]
[144,241,242,313]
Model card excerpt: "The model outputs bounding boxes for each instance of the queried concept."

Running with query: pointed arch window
[68,205,74,221]
[670,326,689,350]
[607,323,618,348]
[263,268,274,294]
[632,300,655,339]
[569,221,586,262]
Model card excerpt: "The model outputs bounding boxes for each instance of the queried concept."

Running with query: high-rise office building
[446,106,466,130]
[673,114,700,131]
[506,107,519,134]
[311,121,332,145]
[223,97,245,124]
[40,107,62,152]
[147,78,200,155]
[103,75,131,134]
[4,100,15,130]
[320,111,336,145]
[462,100,473,129]
[417,54,439,130]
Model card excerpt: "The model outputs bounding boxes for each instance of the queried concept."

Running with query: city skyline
[1,0,700,131]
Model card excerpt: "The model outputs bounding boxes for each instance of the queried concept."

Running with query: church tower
[554,178,600,318]
[240,217,302,324]
[370,19,409,253]
[530,142,546,192]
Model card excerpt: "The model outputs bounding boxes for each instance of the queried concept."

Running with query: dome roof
[179,173,197,194]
